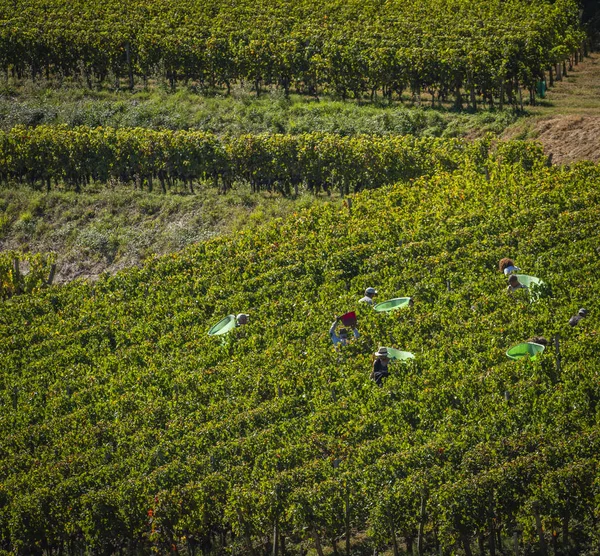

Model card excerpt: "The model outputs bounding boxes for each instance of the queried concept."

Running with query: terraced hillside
[1,148,599,554]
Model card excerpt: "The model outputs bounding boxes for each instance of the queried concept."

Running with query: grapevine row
[0,125,546,194]
[0,251,56,300]
[0,0,586,104]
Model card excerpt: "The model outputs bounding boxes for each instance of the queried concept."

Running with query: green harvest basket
[373,297,412,313]
[386,347,416,361]
[506,342,545,361]
[514,274,545,301]
[536,80,547,98]
[208,314,237,336]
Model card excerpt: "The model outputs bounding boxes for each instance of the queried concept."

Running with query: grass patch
[0,81,520,138]
[0,183,329,282]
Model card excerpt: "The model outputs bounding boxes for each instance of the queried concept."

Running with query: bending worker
[507,275,527,294]
[499,258,520,275]
[330,316,359,347]
[371,347,390,386]
[569,308,589,327]
[236,314,249,326]
[359,287,378,305]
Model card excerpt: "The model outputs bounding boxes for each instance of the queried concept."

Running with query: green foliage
[0,0,585,104]
[0,250,55,299]
[0,86,521,135]
[1,158,600,553]
[0,183,329,283]
[0,126,542,195]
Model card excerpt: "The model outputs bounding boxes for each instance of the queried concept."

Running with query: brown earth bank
[503,52,600,164]
[0,186,322,283]
[531,115,600,164]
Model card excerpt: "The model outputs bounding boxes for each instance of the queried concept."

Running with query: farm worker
[329,317,359,347]
[527,336,550,346]
[499,258,520,275]
[370,347,390,386]
[359,287,378,304]
[236,313,249,326]
[507,275,527,294]
[569,308,588,327]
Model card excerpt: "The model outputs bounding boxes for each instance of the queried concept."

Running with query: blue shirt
[329,320,359,347]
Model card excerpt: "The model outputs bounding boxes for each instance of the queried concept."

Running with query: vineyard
[1,0,599,552]
[0,0,585,105]
[0,127,545,195]
[1,147,600,553]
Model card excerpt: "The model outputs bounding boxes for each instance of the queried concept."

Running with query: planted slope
[1,160,600,553]
[0,0,582,102]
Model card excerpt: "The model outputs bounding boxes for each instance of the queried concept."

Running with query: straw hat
[374,346,388,357]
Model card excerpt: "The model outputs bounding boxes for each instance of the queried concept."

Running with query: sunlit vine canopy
[0,0,584,101]
[1,148,599,553]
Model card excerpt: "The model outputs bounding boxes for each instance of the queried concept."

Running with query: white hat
[579,308,589,316]
[374,346,388,357]
[365,287,378,295]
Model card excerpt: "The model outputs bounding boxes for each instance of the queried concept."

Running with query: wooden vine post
[488,491,496,556]
[272,521,279,556]
[388,503,399,556]
[345,480,350,556]
[273,465,282,556]
[310,524,324,556]
[13,258,21,294]
[532,502,548,556]
[125,42,134,90]
[47,263,57,286]
[236,507,256,556]
[512,525,521,556]
[417,489,427,556]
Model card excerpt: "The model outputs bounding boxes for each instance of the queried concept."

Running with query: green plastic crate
[506,342,545,361]
[208,314,237,336]
[373,297,412,313]
[514,274,546,301]
[386,347,416,361]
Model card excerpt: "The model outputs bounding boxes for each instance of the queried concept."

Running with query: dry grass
[503,52,600,163]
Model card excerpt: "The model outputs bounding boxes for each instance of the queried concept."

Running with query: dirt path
[503,52,600,164]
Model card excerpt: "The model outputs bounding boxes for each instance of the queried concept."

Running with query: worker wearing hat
[359,287,378,305]
[236,314,249,326]
[370,346,390,386]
